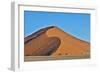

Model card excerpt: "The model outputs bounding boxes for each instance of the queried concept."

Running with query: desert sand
[24,26,90,61]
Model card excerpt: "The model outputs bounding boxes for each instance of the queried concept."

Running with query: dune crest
[24,26,90,58]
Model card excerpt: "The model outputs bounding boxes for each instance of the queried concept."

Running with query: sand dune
[24,26,90,61]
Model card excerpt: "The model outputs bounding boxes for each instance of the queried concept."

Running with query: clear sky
[24,11,90,42]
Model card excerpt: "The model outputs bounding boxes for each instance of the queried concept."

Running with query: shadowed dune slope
[24,26,90,57]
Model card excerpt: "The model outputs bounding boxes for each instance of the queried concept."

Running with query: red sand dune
[24,26,90,58]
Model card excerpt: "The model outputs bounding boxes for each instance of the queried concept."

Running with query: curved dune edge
[24,26,61,56]
[46,26,90,56]
[24,26,90,61]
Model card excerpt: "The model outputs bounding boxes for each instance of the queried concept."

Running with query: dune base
[24,55,90,62]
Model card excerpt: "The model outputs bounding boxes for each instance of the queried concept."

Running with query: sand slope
[24,26,90,58]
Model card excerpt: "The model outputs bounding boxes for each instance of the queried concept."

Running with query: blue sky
[24,11,90,42]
